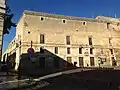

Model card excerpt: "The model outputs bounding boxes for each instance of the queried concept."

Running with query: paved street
[0,67,120,90]
[0,72,17,82]
[37,72,119,90]
[6,68,120,90]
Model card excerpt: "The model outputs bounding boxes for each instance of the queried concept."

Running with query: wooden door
[79,57,84,67]
[90,57,94,66]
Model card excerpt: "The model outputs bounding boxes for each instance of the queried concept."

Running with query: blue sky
[2,0,120,51]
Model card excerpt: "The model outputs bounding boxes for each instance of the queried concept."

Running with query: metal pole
[30,41,32,48]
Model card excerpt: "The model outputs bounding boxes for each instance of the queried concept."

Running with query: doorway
[90,57,95,66]
[79,57,84,67]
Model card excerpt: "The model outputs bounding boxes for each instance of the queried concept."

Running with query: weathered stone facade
[2,10,120,70]
[0,0,5,60]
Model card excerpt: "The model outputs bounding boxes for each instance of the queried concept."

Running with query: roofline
[17,10,116,24]
[23,10,106,23]
[17,10,120,25]
[16,13,25,25]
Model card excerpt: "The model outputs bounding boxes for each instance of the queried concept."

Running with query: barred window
[88,37,92,45]
[90,48,93,54]
[55,47,58,54]
[66,36,70,45]
[67,47,70,54]
[110,49,113,54]
[79,48,82,54]
[40,34,45,44]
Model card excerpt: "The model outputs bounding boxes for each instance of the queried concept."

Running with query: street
[1,68,119,90]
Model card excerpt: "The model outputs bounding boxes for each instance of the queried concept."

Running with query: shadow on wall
[18,49,77,77]
[1,53,16,72]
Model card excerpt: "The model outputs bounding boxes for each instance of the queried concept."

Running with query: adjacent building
[2,10,120,71]
[0,0,5,60]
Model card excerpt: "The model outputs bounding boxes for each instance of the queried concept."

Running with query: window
[67,57,72,67]
[55,47,58,54]
[40,34,45,44]
[101,48,104,54]
[41,17,44,21]
[74,62,77,67]
[19,41,21,45]
[28,31,30,34]
[18,35,21,40]
[16,43,19,47]
[83,22,86,25]
[90,57,95,66]
[63,20,66,23]
[109,38,112,45]
[107,23,110,29]
[117,23,120,26]
[67,47,70,54]
[111,57,115,61]
[110,49,113,54]
[79,48,82,54]
[24,22,28,27]
[90,48,93,54]
[88,37,92,45]
[79,57,84,67]
[111,57,116,66]
[66,36,70,45]
[76,29,78,32]
[40,47,44,54]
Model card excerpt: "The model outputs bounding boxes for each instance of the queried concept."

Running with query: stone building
[2,10,120,71]
[0,0,5,60]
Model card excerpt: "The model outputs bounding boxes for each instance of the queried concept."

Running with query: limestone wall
[0,0,5,60]
[13,11,120,68]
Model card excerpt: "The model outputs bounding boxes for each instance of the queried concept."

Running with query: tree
[3,5,16,35]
